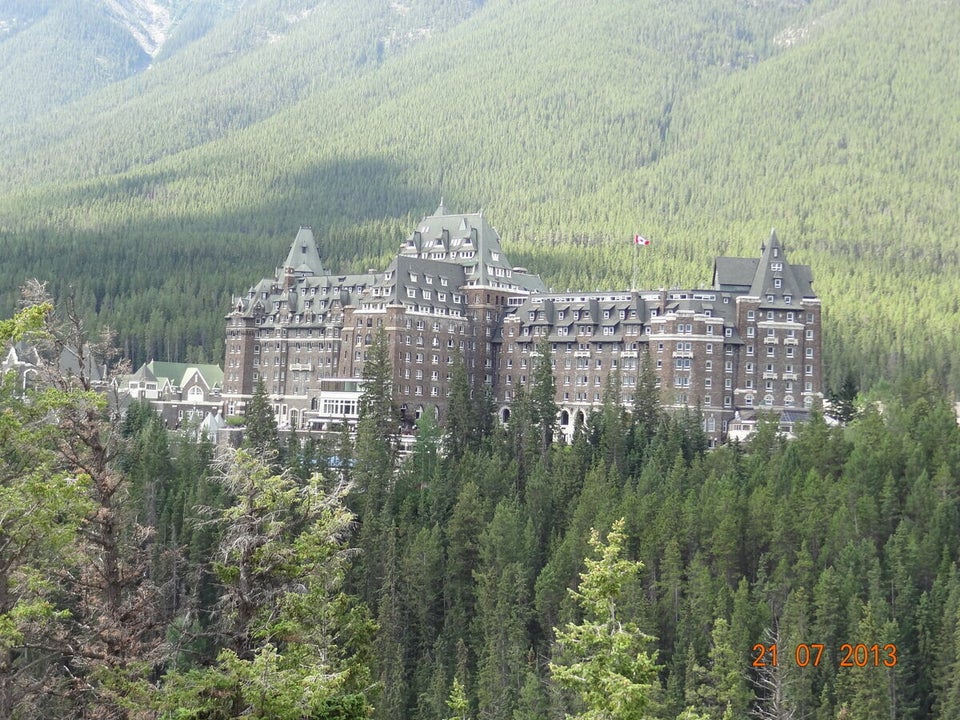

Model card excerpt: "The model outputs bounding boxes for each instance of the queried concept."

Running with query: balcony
[620,351,639,358]
[574,351,591,358]
[762,371,778,380]
[783,337,799,346]
[289,363,312,372]
[763,336,779,345]
[782,372,798,381]
[672,351,693,358]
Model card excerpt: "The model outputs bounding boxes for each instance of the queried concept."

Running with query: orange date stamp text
[751,643,897,668]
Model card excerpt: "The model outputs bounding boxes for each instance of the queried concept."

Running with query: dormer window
[771,262,783,272]
[774,278,782,288]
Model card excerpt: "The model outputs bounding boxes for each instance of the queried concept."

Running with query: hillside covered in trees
[0,0,957,399]
[3,302,960,719]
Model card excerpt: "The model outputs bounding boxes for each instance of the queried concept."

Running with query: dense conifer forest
[3,304,960,718]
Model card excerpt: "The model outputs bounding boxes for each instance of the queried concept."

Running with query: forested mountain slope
[0,0,957,395]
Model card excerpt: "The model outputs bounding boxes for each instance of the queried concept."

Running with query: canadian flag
[633,234,651,246]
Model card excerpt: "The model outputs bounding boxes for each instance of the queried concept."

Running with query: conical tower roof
[282,226,328,276]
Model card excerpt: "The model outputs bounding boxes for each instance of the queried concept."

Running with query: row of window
[745,345,815,358]
[401,385,448,397]
[746,310,816,323]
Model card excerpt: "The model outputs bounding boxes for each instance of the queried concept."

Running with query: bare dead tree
[751,624,809,720]
[17,281,162,719]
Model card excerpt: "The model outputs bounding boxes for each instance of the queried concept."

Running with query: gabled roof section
[712,257,758,292]
[401,206,545,293]
[282,226,328,277]
[377,256,468,312]
[147,361,224,389]
[747,230,815,304]
[713,231,816,305]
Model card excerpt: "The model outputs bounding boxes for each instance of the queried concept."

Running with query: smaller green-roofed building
[121,360,224,430]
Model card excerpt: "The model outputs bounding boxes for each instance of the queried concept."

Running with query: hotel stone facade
[222,204,822,442]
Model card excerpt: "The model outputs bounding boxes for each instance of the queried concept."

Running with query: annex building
[222,204,822,442]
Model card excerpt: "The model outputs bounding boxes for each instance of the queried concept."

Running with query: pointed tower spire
[281,226,328,277]
[749,229,800,302]
[436,197,448,216]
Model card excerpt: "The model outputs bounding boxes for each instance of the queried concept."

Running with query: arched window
[188,385,204,401]
[560,409,570,426]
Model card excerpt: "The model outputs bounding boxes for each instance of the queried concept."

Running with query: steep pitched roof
[712,231,815,304]
[401,207,546,292]
[747,230,815,306]
[282,226,328,276]
[712,257,758,292]
[147,361,224,389]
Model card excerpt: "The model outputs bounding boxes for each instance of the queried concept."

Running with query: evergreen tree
[153,449,374,718]
[444,348,476,462]
[632,348,663,441]
[531,337,559,456]
[0,305,93,717]
[243,377,280,458]
[550,517,660,720]
[359,326,397,442]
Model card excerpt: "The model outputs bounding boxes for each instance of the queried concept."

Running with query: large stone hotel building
[222,204,822,442]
